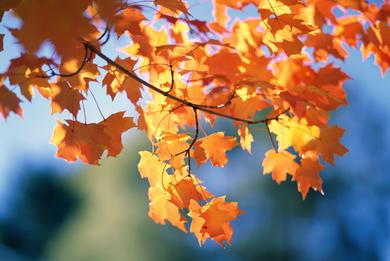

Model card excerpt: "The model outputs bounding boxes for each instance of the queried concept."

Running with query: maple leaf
[92,0,122,19]
[2,0,390,248]
[154,0,190,15]
[259,1,316,56]
[193,132,237,168]
[189,196,243,247]
[7,54,52,101]
[63,63,100,91]
[303,126,348,165]
[50,82,85,117]
[268,115,320,154]
[148,185,188,232]
[51,112,133,164]
[139,153,212,233]
[51,120,110,165]
[0,83,23,119]
[231,88,270,120]
[334,16,364,47]
[114,7,145,37]
[102,57,142,103]
[139,102,181,141]
[361,22,390,75]
[168,176,213,209]
[262,149,299,184]
[12,0,99,59]
[293,152,325,199]
[204,48,243,82]
[138,151,170,187]
[237,126,253,154]
[305,33,348,61]
[101,111,135,157]
[156,133,190,170]
[335,0,363,10]
[258,0,296,18]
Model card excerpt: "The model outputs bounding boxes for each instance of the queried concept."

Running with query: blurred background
[1,3,390,261]
[1,50,389,261]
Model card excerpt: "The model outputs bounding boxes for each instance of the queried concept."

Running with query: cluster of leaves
[0,0,389,247]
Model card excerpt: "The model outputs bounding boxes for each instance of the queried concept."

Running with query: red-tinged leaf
[192,139,208,168]
[305,33,348,61]
[361,22,390,75]
[114,7,145,36]
[122,76,142,105]
[204,48,242,81]
[154,0,190,15]
[335,0,362,10]
[334,16,364,47]
[293,152,325,199]
[92,0,122,19]
[0,83,23,119]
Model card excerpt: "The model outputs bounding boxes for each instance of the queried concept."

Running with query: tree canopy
[0,0,389,247]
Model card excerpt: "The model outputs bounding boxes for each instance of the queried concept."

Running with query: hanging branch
[39,44,90,78]
[85,42,286,125]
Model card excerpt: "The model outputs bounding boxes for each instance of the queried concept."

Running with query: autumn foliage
[0,0,389,247]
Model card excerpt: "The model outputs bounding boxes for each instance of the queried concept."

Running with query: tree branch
[85,43,285,124]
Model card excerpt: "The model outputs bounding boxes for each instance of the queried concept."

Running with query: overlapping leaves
[0,0,388,247]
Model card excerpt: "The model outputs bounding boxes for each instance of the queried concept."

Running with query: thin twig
[86,43,286,125]
[89,89,105,120]
[265,120,277,152]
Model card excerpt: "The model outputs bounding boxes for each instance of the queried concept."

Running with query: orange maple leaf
[303,126,349,165]
[50,82,85,117]
[148,185,188,232]
[101,111,135,157]
[293,152,325,199]
[154,0,190,15]
[262,149,299,184]
[189,196,243,247]
[0,82,23,120]
[193,132,237,168]
[168,176,213,209]
[51,112,133,164]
